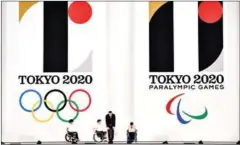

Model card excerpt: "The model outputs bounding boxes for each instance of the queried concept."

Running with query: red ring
[68,89,92,112]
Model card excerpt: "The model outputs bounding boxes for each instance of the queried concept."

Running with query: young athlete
[127,122,137,143]
[66,119,79,142]
[94,119,107,140]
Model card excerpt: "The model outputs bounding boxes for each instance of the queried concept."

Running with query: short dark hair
[69,119,74,123]
[130,122,134,125]
[109,111,112,113]
[97,119,101,123]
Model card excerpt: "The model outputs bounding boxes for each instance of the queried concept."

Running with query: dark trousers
[128,132,135,141]
[108,127,114,143]
[127,131,137,144]
[69,131,79,140]
[96,131,107,140]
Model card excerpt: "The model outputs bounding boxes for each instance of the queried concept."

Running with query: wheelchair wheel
[93,134,103,143]
[65,134,72,142]
[72,137,79,143]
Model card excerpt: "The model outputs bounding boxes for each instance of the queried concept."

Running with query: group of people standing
[93,111,137,144]
[94,111,116,143]
[68,111,135,144]
[67,111,137,144]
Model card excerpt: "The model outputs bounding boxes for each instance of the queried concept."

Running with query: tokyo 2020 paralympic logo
[166,93,208,124]
[19,89,92,123]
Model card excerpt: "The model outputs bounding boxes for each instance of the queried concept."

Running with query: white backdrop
[133,2,239,142]
[2,2,239,142]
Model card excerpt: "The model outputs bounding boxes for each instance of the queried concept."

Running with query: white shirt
[67,124,77,132]
[95,123,106,132]
[128,125,136,132]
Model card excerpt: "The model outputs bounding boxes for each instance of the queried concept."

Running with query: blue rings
[19,89,42,112]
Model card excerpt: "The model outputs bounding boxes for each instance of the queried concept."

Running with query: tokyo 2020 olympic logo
[166,93,208,124]
[19,89,92,123]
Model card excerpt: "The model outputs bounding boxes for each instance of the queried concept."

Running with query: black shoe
[72,141,78,144]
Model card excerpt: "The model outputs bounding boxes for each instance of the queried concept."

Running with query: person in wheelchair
[127,122,137,143]
[94,119,107,140]
[66,119,79,142]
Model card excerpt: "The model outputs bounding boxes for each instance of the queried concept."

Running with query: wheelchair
[65,132,79,143]
[93,131,107,143]
[127,130,137,144]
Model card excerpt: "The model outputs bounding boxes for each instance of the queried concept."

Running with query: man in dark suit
[105,111,116,144]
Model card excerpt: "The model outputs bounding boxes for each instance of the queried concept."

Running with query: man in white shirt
[66,119,79,142]
[94,119,107,140]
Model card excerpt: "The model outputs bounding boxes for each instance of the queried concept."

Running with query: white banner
[1,1,239,142]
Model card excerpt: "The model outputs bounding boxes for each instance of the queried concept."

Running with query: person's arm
[113,114,116,127]
[93,125,97,132]
[66,127,69,132]
[127,126,130,131]
[105,115,109,128]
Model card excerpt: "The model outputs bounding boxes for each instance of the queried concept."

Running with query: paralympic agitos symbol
[19,89,92,123]
[166,93,208,124]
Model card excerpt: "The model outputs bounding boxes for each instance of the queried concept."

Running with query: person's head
[69,119,74,125]
[97,119,101,124]
[130,122,134,126]
[108,111,112,116]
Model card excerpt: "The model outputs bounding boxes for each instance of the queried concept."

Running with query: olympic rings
[32,100,55,123]
[69,89,92,112]
[44,89,67,112]
[56,100,79,122]
[19,89,92,123]
[19,89,42,112]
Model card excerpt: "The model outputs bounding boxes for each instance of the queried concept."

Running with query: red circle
[198,2,222,24]
[68,2,92,24]
[69,89,91,112]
